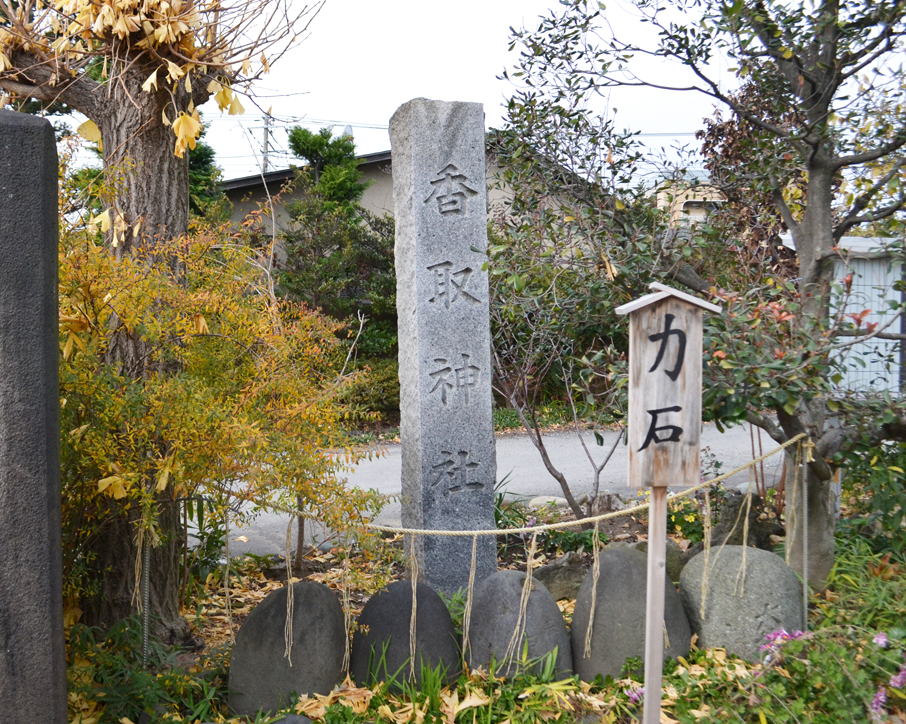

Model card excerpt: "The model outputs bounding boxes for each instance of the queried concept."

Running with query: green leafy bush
[340,357,401,422]
[840,440,906,553]
[813,530,906,631]
[68,618,229,722]
[664,627,906,723]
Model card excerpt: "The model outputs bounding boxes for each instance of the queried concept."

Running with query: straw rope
[408,536,419,682]
[460,534,479,669]
[255,435,806,542]
[364,434,806,538]
[342,553,352,673]
[224,509,234,642]
[583,521,601,659]
[732,487,755,598]
[503,532,538,669]
[284,517,295,667]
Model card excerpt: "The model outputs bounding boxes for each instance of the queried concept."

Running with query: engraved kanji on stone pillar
[391,98,497,594]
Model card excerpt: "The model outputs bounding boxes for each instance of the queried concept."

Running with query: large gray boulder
[229,581,345,717]
[631,538,688,583]
[534,552,586,600]
[350,580,460,688]
[465,570,572,677]
[571,548,691,681]
[687,491,784,558]
[680,545,804,661]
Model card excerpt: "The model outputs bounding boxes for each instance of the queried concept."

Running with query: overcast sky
[201,0,727,180]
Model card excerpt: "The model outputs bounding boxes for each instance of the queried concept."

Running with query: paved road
[229,421,788,557]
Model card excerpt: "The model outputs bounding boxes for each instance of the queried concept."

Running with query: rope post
[642,485,668,724]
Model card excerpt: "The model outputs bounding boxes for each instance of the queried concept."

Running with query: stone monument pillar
[390,98,497,594]
[0,110,67,723]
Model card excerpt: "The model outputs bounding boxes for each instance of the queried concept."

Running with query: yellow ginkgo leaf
[93,208,111,233]
[77,119,102,143]
[162,107,171,126]
[172,111,202,157]
[141,67,159,93]
[194,313,209,334]
[260,51,269,72]
[98,474,127,499]
[166,59,184,82]
[229,93,245,116]
[214,85,232,112]
[156,465,170,492]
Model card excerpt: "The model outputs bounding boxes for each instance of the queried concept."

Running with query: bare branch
[833,329,906,341]
[834,136,906,171]
[772,185,800,235]
[1,52,104,117]
[746,410,788,447]
[828,309,905,352]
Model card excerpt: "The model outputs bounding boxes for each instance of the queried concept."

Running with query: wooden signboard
[616,282,720,724]
[621,284,720,488]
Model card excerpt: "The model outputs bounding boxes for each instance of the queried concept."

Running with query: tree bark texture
[98,65,189,261]
[785,465,836,592]
[82,496,189,645]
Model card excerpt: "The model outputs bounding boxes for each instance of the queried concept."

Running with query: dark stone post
[0,109,66,723]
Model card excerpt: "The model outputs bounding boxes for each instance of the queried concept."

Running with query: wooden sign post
[616,283,720,724]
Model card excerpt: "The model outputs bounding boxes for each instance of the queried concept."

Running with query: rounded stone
[229,581,345,716]
[465,570,572,677]
[571,547,691,681]
[679,545,804,661]
[632,538,688,583]
[351,580,460,688]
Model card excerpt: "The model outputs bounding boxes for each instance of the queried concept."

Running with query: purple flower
[761,629,806,650]
[624,686,644,704]
[874,632,889,648]
[891,665,906,690]
[870,686,887,723]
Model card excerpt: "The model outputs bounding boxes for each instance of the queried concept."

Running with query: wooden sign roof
[615,282,721,316]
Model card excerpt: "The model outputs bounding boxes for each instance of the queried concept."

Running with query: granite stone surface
[534,551,586,601]
[390,98,496,594]
[631,538,689,583]
[571,547,691,681]
[465,570,572,677]
[229,581,345,716]
[350,580,460,688]
[680,545,804,661]
[0,109,66,724]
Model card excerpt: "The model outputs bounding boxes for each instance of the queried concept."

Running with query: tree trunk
[785,464,836,592]
[99,67,189,262]
[82,495,189,646]
[86,64,192,642]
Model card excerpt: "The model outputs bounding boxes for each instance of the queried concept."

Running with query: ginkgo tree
[2,0,334,640]
[0,0,319,252]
